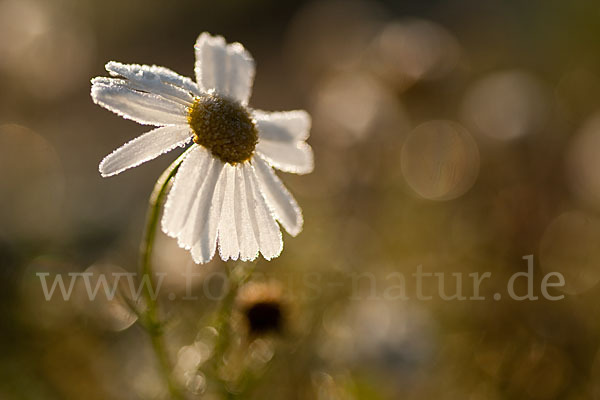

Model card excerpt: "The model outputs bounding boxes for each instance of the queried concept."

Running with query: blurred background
[3,0,600,398]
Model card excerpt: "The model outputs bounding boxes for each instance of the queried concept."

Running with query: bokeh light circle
[74,264,138,331]
[462,70,547,141]
[566,113,600,207]
[312,72,409,145]
[0,123,65,240]
[401,120,480,201]
[369,18,460,89]
[539,210,600,295]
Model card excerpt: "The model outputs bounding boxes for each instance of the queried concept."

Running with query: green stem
[139,150,190,400]
[207,262,257,398]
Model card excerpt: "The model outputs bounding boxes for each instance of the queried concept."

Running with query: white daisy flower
[91,33,313,264]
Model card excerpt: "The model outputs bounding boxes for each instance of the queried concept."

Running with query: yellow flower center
[187,94,258,164]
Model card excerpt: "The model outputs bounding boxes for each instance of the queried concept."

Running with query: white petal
[91,77,189,126]
[252,156,303,236]
[243,164,283,260]
[194,32,255,104]
[223,43,255,105]
[99,125,192,177]
[190,161,226,264]
[105,62,197,105]
[141,65,202,97]
[162,146,211,236]
[107,63,202,97]
[217,165,239,261]
[235,165,259,261]
[256,140,314,174]
[253,110,311,142]
[174,156,225,264]
[173,153,218,247]
[194,33,227,98]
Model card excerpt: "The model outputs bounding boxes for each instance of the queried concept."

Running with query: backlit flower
[91,33,313,263]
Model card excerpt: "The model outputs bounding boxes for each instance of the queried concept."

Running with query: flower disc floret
[188,94,258,164]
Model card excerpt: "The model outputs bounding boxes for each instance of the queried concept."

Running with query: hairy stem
[139,150,190,400]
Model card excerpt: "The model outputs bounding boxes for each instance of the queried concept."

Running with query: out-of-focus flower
[236,281,287,337]
[91,33,313,264]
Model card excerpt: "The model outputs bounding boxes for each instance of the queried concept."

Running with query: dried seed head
[188,94,258,164]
